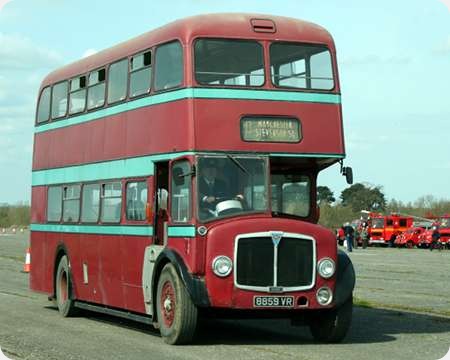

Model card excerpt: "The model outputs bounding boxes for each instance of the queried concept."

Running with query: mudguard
[334,249,356,308]
[152,248,210,309]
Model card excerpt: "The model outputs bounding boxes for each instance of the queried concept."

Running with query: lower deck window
[63,185,81,222]
[101,182,122,223]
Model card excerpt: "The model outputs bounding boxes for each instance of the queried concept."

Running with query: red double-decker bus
[30,14,354,344]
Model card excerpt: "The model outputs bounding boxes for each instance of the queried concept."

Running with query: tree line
[0,204,30,228]
[318,183,450,230]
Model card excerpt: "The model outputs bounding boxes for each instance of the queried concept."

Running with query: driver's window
[171,160,191,222]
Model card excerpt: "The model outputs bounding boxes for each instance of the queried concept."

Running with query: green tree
[340,183,386,212]
[317,186,335,205]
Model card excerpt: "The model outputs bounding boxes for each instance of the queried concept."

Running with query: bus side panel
[30,186,47,223]
[32,100,193,171]
[121,235,151,313]
[29,231,50,294]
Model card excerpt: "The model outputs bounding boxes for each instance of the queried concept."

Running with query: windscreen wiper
[226,154,250,175]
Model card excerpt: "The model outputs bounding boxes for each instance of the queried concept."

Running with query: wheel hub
[160,281,176,327]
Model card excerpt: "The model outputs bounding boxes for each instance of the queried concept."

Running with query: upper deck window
[154,41,183,91]
[270,43,334,90]
[37,87,51,124]
[108,59,128,103]
[69,75,86,115]
[195,39,264,87]
[87,68,106,110]
[51,81,68,119]
[129,51,151,98]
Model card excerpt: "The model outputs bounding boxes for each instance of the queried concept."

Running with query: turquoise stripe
[34,87,341,134]
[168,226,196,237]
[270,152,344,158]
[30,223,153,236]
[32,151,193,186]
[192,88,341,104]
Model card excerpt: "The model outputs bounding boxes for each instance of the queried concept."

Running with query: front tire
[309,296,353,343]
[156,263,198,345]
[55,255,78,317]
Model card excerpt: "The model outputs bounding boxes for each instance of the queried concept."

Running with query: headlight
[317,258,336,279]
[316,286,333,306]
[212,256,232,277]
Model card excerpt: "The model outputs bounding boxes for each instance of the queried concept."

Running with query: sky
[0,0,449,204]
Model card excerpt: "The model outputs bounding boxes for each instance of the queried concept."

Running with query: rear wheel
[55,255,78,317]
[309,296,353,343]
[156,263,198,345]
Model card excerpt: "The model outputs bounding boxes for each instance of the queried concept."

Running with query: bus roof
[41,13,335,88]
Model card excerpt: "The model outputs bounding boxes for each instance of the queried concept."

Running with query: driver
[198,159,244,214]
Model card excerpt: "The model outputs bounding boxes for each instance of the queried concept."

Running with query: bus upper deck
[33,13,344,173]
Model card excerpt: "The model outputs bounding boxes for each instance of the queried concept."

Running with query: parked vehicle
[418,215,450,249]
[394,227,426,248]
[368,214,413,246]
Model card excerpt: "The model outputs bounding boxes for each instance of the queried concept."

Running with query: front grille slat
[236,237,273,287]
[236,234,314,290]
[277,238,313,287]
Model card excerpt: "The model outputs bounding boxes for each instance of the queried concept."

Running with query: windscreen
[197,156,268,221]
[371,218,385,228]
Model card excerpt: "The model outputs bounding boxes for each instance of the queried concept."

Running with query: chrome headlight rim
[316,286,333,306]
[317,257,336,279]
[212,255,233,277]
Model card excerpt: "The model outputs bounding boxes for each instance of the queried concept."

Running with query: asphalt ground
[0,231,449,360]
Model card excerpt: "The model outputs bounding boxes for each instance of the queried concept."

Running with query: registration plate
[253,296,294,308]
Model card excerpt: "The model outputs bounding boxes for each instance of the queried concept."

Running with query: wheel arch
[52,243,73,299]
[334,249,356,308]
[150,248,210,321]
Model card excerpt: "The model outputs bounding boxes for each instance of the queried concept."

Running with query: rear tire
[55,255,78,317]
[156,263,198,345]
[309,296,353,343]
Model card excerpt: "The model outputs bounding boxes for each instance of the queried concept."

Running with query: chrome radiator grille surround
[234,231,316,292]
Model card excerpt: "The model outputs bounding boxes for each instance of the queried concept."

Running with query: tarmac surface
[0,231,449,360]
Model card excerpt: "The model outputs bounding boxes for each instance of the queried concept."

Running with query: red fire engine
[367,213,413,245]
[418,214,450,248]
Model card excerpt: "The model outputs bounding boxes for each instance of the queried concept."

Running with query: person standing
[430,226,441,251]
[343,223,354,252]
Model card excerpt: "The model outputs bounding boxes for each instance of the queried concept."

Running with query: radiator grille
[236,234,314,290]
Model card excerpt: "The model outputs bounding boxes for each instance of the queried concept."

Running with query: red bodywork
[418,215,450,247]
[394,227,426,248]
[30,14,346,315]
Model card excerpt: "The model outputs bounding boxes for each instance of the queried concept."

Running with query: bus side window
[171,161,191,223]
[47,186,62,222]
[69,75,87,115]
[37,87,51,124]
[108,59,128,103]
[154,41,183,91]
[101,182,122,223]
[129,51,152,98]
[87,68,106,110]
[51,81,68,119]
[81,183,100,223]
[62,185,81,223]
[126,181,147,221]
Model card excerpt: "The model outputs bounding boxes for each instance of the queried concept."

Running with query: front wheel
[55,255,78,317]
[156,263,198,345]
[309,296,353,343]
